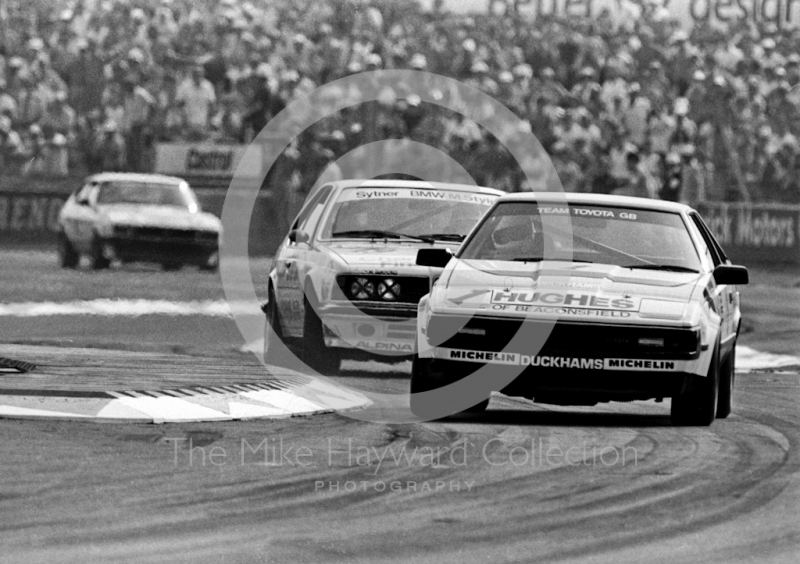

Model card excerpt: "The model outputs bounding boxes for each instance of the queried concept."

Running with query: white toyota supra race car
[412,193,749,426]
[262,179,504,374]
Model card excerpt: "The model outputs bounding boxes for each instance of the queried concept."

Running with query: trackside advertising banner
[0,191,67,245]
[422,0,800,29]
[155,143,263,178]
[698,202,800,263]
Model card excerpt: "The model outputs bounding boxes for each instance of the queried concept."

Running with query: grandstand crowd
[2,0,800,204]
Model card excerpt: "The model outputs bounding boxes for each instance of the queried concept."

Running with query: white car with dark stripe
[261,180,504,374]
[412,193,748,425]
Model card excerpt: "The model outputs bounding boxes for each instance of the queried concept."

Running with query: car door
[689,212,737,355]
[276,185,334,336]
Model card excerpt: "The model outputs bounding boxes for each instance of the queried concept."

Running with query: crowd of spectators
[2,0,800,204]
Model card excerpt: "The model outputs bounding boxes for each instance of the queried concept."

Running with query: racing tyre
[410,356,489,418]
[671,342,719,426]
[263,289,293,368]
[716,342,736,419]
[90,235,111,270]
[57,231,79,269]
[300,298,340,375]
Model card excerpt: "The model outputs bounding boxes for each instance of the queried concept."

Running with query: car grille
[426,315,700,359]
[114,226,217,243]
[336,275,431,306]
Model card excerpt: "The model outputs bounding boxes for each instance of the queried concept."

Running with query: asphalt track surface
[1,251,799,563]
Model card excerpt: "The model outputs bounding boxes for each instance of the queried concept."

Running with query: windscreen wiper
[512,258,597,263]
[417,233,466,242]
[331,230,435,243]
[621,264,700,273]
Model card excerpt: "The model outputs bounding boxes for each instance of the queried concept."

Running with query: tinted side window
[298,186,333,236]
[291,188,327,231]
[75,182,95,203]
[690,213,726,266]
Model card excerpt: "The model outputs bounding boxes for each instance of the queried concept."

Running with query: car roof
[87,172,186,186]
[495,192,695,213]
[326,179,505,196]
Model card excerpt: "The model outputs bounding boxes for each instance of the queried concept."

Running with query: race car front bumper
[103,235,218,265]
[417,344,713,402]
[317,302,418,355]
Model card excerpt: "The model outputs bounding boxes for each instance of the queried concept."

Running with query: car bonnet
[100,205,220,231]
[432,259,706,323]
[324,240,458,270]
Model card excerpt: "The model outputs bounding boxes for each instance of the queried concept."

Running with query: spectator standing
[120,78,155,172]
[614,150,651,198]
[98,121,125,172]
[21,124,48,176]
[648,104,676,186]
[686,71,710,124]
[680,147,706,207]
[550,142,584,193]
[41,91,76,139]
[65,39,106,117]
[0,116,25,174]
[175,65,216,140]
[641,61,669,109]
[14,70,49,129]
[623,84,651,149]
[0,80,19,122]
[600,61,629,111]
[242,68,284,142]
[589,152,623,195]
[536,67,568,106]
[665,31,699,95]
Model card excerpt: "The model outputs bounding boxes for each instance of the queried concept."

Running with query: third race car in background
[262,179,504,374]
[57,173,221,271]
[412,193,748,426]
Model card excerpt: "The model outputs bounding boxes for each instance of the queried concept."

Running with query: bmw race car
[411,193,749,426]
[262,180,504,374]
[57,173,222,271]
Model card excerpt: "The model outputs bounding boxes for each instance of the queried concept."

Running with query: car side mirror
[76,196,91,207]
[714,264,749,285]
[417,248,453,268]
[288,229,310,244]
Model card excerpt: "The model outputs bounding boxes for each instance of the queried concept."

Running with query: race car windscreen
[459,202,703,271]
[96,181,199,210]
[319,187,497,242]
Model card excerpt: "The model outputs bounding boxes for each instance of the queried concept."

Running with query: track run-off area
[1,250,799,563]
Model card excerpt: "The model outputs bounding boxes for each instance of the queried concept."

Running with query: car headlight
[376,278,400,301]
[349,277,375,300]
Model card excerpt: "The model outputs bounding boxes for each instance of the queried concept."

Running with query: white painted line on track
[737,345,800,372]
[0,405,93,419]
[0,300,259,317]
